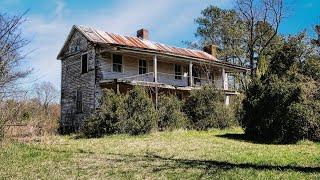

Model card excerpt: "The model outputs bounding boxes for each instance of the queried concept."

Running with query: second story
[57,25,249,92]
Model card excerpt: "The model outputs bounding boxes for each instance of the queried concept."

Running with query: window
[193,67,201,83]
[175,64,182,79]
[139,59,147,74]
[74,45,80,52]
[76,90,83,113]
[113,54,122,72]
[81,53,88,74]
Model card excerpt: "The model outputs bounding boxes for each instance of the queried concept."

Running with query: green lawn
[0,128,319,179]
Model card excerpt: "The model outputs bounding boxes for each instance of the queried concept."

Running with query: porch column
[153,55,157,83]
[222,68,228,90]
[225,96,230,106]
[222,68,229,106]
[189,61,193,86]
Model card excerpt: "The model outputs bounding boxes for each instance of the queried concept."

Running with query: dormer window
[81,53,88,74]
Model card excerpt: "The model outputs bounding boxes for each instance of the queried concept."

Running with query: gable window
[175,64,182,79]
[139,59,147,74]
[74,45,80,52]
[113,54,122,72]
[76,89,83,113]
[81,53,88,74]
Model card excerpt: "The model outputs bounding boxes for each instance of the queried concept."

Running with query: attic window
[74,45,80,52]
[81,53,88,74]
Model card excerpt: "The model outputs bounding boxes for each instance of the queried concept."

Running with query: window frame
[76,89,83,113]
[193,66,201,83]
[174,64,182,80]
[112,54,123,73]
[81,53,88,74]
[138,59,147,74]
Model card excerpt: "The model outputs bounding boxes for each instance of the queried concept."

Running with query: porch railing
[113,72,238,91]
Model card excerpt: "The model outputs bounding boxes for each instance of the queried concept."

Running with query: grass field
[0,128,319,179]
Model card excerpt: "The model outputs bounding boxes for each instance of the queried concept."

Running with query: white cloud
[21,0,233,89]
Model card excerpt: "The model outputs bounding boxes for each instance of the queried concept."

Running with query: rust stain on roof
[76,25,218,62]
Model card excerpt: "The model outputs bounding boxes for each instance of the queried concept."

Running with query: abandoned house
[57,25,249,131]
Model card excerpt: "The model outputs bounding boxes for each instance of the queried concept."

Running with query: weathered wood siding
[60,31,96,131]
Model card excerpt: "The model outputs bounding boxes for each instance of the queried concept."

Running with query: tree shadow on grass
[216,133,278,144]
[32,146,320,176]
[102,152,320,174]
[140,153,320,174]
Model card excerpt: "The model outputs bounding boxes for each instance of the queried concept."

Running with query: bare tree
[312,25,320,47]
[236,0,284,75]
[33,82,58,114]
[0,11,31,100]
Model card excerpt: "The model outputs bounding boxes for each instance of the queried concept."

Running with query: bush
[120,86,157,135]
[157,95,188,131]
[82,89,126,137]
[184,85,236,130]
[241,72,320,143]
[240,34,320,143]
[82,87,157,137]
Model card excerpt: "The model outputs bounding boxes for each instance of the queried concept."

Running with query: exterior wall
[60,31,96,131]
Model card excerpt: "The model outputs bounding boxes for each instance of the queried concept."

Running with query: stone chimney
[203,44,218,57]
[137,28,149,40]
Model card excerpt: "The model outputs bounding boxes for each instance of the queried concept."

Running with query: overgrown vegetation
[82,85,236,138]
[184,85,236,130]
[158,94,188,131]
[0,81,60,142]
[240,34,320,143]
[122,87,158,135]
[82,87,157,137]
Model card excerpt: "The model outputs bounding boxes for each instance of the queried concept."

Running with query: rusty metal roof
[57,25,249,71]
[75,25,217,61]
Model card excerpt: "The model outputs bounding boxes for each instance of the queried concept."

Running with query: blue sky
[0,0,319,89]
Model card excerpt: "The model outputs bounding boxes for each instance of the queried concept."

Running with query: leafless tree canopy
[0,11,31,100]
[312,25,320,47]
[236,0,284,74]
[33,81,59,113]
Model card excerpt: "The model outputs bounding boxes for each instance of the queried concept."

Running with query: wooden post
[153,55,157,83]
[189,61,193,86]
[222,68,228,90]
[153,55,158,109]
[155,84,158,110]
[222,68,229,106]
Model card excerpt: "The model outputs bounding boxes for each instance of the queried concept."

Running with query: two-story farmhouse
[57,25,248,131]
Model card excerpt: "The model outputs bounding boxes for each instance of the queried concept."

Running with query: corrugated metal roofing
[75,25,217,61]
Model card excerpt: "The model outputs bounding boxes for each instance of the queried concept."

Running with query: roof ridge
[75,25,221,62]
[78,25,206,54]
